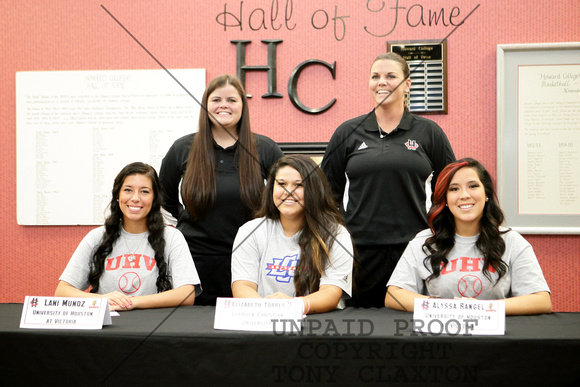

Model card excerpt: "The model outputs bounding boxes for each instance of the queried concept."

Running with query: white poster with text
[517,64,580,215]
[16,69,205,225]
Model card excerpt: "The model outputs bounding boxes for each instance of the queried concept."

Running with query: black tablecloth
[1,303,579,386]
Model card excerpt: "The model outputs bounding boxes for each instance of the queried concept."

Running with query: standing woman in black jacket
[159,74,283,305]
[322,53,455,308]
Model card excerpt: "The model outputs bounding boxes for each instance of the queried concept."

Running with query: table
[1,303,579,386]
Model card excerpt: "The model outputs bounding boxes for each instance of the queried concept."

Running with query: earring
[486,197,489,202]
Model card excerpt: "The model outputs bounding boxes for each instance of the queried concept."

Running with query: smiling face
[273,165,305,225]
[369,59,410,108]
[207,83,243,133]
[118,174,153,233]
[446,167,487,236]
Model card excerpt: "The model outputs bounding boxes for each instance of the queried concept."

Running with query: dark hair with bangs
[423,158,508,283]
[88,162,171,293]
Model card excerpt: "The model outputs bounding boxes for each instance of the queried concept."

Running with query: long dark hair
[423,158,508,282]
[182,74,262,219]
[256,155,346,296]
[88,162,171,293]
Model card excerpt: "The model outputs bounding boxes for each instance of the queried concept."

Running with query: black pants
[192,254,233,306]
[349,243,408,308]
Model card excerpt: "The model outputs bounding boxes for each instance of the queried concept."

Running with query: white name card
[214,297,304,333]
[20,296,112,330]
[413,298,505,336]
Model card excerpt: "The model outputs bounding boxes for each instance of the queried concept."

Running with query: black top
[322,109,455,246]
[159,133,283,257]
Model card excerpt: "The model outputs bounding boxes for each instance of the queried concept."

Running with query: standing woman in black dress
[159,74,283,305]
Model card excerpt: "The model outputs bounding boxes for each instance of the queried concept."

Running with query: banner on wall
[16,69,205,225]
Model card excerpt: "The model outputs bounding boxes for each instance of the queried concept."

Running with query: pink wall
[1,0,578,311]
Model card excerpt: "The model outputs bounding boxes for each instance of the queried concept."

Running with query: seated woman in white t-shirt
[55,162,201,311]
[231,155,354,314]
[385,158,551,315]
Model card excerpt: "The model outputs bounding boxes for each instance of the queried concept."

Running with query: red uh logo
[405,140,419,151]
[30,298,39,307]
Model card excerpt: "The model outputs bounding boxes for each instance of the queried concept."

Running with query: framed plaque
[387,40,448,114]
[497,42,580,234]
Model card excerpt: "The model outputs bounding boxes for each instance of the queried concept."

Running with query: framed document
[497,42,580,234]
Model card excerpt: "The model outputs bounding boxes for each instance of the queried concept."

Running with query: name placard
[214,298,304,333]
[413,298,505,336]
[20,296,112,330]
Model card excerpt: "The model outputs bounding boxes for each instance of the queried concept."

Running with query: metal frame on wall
[497,42,580,234]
